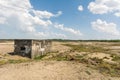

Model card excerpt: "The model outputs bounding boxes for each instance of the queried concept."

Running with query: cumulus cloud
[91,19,120,35]
[33,10,62,19]
[88,0,120,16]
[114,12,120,17]
[54,11,62,17]
[49,32,66,39]
[0,0,81,39]
[54,24,82,36]
[0,17,6,24]
[78,5,83,11]
[0,0,53,37]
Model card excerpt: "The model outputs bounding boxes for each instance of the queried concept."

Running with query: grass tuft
[110,54,120,62]
[34,55,46,60]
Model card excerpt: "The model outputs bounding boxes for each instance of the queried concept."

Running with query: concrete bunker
[14,39,52,59]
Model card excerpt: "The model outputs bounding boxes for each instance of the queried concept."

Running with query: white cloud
[0,0,53,34]
[88,2,108,14]
[32,32,66,39]
[91,19,120,35]
[55,11,62,17]
[114,12,120,17]
[54,24,82,36]
[33,10,54,19]
[0,17,6,24]
[0,0,82,39]
[33,10,62,19]
[50,32,66,39]
[88,0,120,16]
[78,5,83,11]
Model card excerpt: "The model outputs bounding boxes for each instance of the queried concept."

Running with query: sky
[0,0,120,40]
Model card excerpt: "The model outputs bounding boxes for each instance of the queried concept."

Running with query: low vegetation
[63,44,109,53]
[87,57,120,77]
[111,54,120,62]
[0,59,30,65]
[34,55,47,60]
[8,59,30,64]
[49,52,69,61]
[48,43,120,77]
[49,52,120,77]
[52,39,120,42]
[0,60,7,65]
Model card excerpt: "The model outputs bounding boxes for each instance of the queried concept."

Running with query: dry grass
[54,43,120,77]
[63,44,109,53]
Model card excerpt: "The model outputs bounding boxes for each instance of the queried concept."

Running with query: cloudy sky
[0,0,120,40]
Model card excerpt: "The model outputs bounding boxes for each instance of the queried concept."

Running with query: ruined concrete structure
[14,39,52,59]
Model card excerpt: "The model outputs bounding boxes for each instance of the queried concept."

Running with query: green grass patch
[0,59,30,65]
[0,60,7,65]
[34,55,47,60]
[50,53,69,61]
[110,54,120,62]
[56,56,68,61]
[63,44,108,53]
[8,59,29,64]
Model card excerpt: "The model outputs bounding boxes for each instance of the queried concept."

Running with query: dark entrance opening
[20,46,26,56]
[20,47,26,51]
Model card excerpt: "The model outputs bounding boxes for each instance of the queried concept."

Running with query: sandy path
[0,61,119,80]
[51,42,71,53]
[0,42,14,54]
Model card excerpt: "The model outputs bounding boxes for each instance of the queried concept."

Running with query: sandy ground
[0,42,29,60]
[0,61,119,80]
[0,42,14,54]
[51,42,71,53]
[0,41,120,80]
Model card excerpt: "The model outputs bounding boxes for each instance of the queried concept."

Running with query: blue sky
[0,0,120,39]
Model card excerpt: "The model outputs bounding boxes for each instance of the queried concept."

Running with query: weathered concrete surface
[14,40,52,58]
[14,40,32,58]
